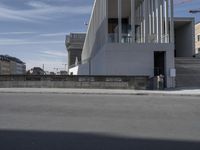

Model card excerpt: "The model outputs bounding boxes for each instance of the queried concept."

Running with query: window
[198,35,200,42]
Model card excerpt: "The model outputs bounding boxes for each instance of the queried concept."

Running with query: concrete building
[0,56,11,75]
[195,22,200,54]
[6,55,26,75]
[27,67,45,75]
[65,33,86,71]
[69,0,195,88]
[0,55,26,75]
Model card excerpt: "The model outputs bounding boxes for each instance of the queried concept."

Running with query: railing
[108,33,170,44]
[161,34,169,43]
[148,34,157,43]
[108,33,133,43]
[147,34,170,43]
[121,34,133,43]
[108,33,118,43]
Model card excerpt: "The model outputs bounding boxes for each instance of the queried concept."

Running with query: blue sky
[0,0,199,71]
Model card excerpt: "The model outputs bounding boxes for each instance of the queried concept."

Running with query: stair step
[175,57,200,87]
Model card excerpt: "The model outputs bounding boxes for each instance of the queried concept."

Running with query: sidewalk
[0,88,200,96]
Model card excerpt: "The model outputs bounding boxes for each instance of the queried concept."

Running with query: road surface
[0,93,200,150]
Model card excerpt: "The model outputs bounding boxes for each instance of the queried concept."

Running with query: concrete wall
[0,81,127,89]
[0,76,149,90]
[175,20,195,57]
[87,43,175,88]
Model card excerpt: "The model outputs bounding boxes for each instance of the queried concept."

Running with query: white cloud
[0,32,36,35]
[0,2,92,22]
[40,32,68,37]
[0,31,68,37]
[0,38,64,45]
[42,50,67,57]
[27,1,50,9]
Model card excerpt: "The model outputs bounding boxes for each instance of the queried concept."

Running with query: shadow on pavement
[0,130,200,150]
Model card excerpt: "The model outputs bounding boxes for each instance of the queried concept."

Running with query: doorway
[154,51,165,76]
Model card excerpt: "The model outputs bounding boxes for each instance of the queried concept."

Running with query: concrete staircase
[175,57,200,88]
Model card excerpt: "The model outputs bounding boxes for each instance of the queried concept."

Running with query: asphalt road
[0,93,200,150]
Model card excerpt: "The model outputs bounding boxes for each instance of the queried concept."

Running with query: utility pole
[42,64,45,71]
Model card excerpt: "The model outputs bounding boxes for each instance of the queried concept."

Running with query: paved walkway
[0,88,200,96]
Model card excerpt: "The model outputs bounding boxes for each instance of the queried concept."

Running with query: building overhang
[174,17,195,29]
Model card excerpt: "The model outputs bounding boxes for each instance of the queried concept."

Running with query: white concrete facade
[195,23,200,54]
[73,0,176,88]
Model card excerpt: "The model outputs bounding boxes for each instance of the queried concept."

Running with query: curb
[0,89,200,97]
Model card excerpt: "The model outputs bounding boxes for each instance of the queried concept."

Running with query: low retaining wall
[0,75,149,90]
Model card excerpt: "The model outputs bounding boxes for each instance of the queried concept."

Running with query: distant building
[6,55,26,75]
[0,55,26,75]
[0,56,11,75]
[195,22,200,54]
[65,33,86,70]
[27,67,45,75]
[60,71,68,75]
[50,72,56,75]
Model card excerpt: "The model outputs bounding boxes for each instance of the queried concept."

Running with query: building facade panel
[82,0,108,61]
[195,23,200,54]
[0,60,11,75]
[89,43,175,88]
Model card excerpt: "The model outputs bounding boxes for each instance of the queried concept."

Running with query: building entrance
[154,51,166,88]
[154,51,165,76]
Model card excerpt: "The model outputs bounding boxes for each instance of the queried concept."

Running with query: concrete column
[142,1,144,43]
[170,0,174,43]
[136,4,140,42]
[140,3,143,43]
[160,0,164,43]
[136,5,139,23]
[156,0,161,43]
[144,0,149,43]
[131,0,135,43]
[118,0,122,43]
[143,0,145,43]
[149,0,152,35]
[164,0,169,43]
[105,0,108,43]
[152,0,156,38]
